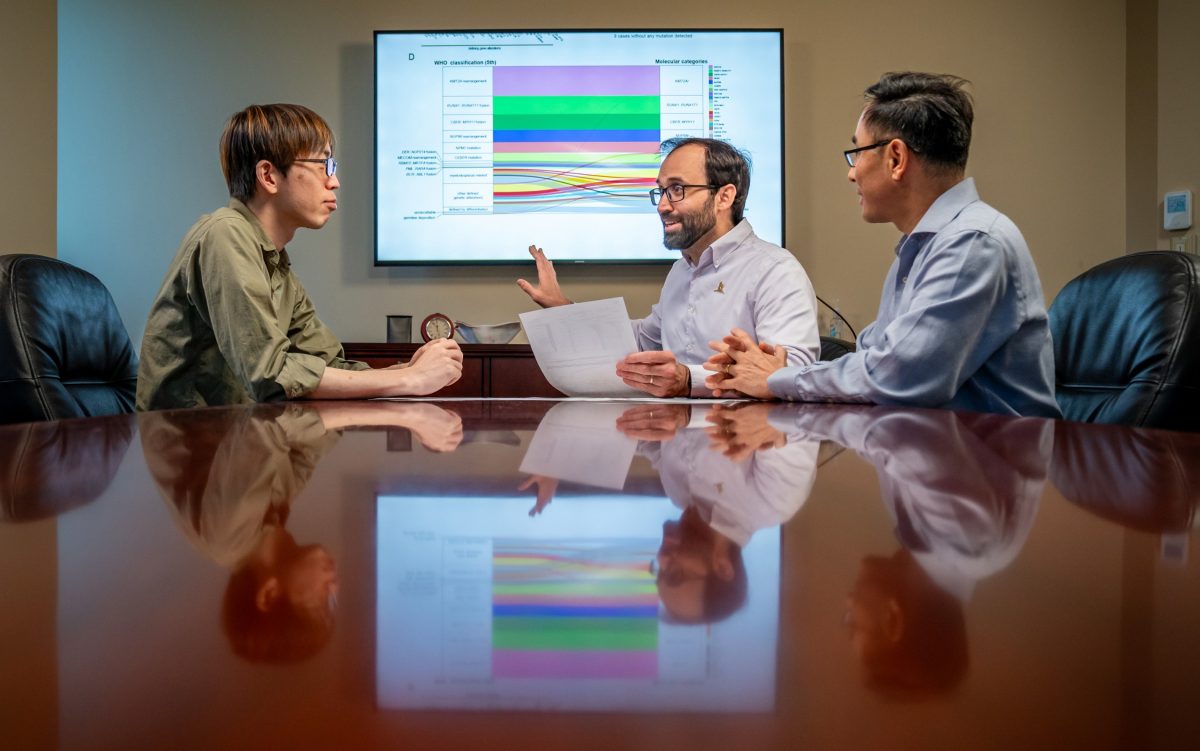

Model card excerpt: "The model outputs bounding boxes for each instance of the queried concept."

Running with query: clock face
[421,313,454,342]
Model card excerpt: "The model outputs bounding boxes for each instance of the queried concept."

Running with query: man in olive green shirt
[137,103,462,410]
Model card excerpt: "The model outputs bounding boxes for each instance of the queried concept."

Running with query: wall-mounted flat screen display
[375,29,784,265]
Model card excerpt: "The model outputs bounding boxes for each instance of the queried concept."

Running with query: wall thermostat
[1164,190,1192,231]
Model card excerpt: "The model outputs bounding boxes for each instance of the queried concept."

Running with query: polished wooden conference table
[1,399,1197,750]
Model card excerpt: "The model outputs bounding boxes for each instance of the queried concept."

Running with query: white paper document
[519,297,642,397]
[517,402,637,489]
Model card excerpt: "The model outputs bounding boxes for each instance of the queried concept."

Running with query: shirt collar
[908,177,979,238]
[228,198,291,271]
[893,178,978,258]
[697,219,755,269]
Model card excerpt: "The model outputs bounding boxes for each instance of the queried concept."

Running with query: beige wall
[1158,0,1200,249]
[1,0,55,257]
[1127,0,1158,252]
[57,0,1128,347]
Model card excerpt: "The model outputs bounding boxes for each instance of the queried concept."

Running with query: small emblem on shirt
[714,281,725,294]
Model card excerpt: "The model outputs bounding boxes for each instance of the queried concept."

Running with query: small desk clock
[420,313,455,342]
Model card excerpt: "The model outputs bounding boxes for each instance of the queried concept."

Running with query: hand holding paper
[519,298,642,397]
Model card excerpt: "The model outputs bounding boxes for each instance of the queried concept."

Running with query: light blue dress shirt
[634,220,820,396]
[766,179,1061,418]
[768,405,1048,600]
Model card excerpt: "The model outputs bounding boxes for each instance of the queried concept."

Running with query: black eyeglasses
[295,157,338,177]
[843,139,893,167]
[649,183,719,205]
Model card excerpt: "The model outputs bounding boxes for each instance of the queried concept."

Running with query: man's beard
[662,197,717,251]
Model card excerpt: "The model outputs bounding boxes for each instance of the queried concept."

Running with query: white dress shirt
[641,421,819,548]
[633,220,819,396]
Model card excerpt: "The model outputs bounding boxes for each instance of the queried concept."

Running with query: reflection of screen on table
[375,29,784,264]
[376,495,780,712]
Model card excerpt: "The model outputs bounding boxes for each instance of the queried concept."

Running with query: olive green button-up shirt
[136,199,368,410]
[141,403,339,567]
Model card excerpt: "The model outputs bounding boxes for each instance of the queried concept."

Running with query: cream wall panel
[3,0,55,257]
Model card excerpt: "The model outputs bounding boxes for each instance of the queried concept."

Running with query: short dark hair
[221,565,333,664]
[862,72,974,173]
[861,551,969,698]
[660,137,752,224]
[219,103,335,202]
[659,543,748,625]
[701,542,748,622]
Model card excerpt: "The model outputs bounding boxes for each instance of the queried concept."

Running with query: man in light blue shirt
[517,137,819,398]
[705,73,1061,418]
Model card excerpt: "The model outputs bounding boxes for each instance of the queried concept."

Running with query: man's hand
[703,328,786,398]
[407,338,446,366]
[615,403,690,441]
[403,402,464,452]
[386,337,451,370]
[308,339,463,399]
[616,350,690,397]
[402,338,464,394]
[704,403,786,461]
[516,244,571,308]
[518,474,559,516]
[312,402,462,452]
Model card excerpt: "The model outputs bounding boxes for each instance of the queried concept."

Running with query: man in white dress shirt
[617,403,819,622]
[517,137,819,397]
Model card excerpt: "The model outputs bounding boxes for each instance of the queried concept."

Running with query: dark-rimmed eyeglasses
[650,183,719,206]
[295,157,338,177]
[843,139,892,167]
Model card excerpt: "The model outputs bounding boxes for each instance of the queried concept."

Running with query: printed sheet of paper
[518,402,637,489]
[519,298,642,397]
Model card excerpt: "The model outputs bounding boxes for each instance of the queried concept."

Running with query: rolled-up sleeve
[286,276,371,376]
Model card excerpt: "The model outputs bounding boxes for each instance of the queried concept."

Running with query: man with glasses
[705,73,1060,418]
[138,103,463,410]
[516,137,819,397]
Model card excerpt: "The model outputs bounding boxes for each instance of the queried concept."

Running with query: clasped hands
[702,327,787,399]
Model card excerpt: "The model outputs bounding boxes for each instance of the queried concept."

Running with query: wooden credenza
[341,343,563,398]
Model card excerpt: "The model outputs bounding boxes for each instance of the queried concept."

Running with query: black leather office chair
[0,254,138,424]
[819,335,856,362]
[1048,250,1200,430]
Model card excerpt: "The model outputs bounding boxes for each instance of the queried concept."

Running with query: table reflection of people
[140,401,463,663]
[620,402,819,624]
[766,405,1051,696]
